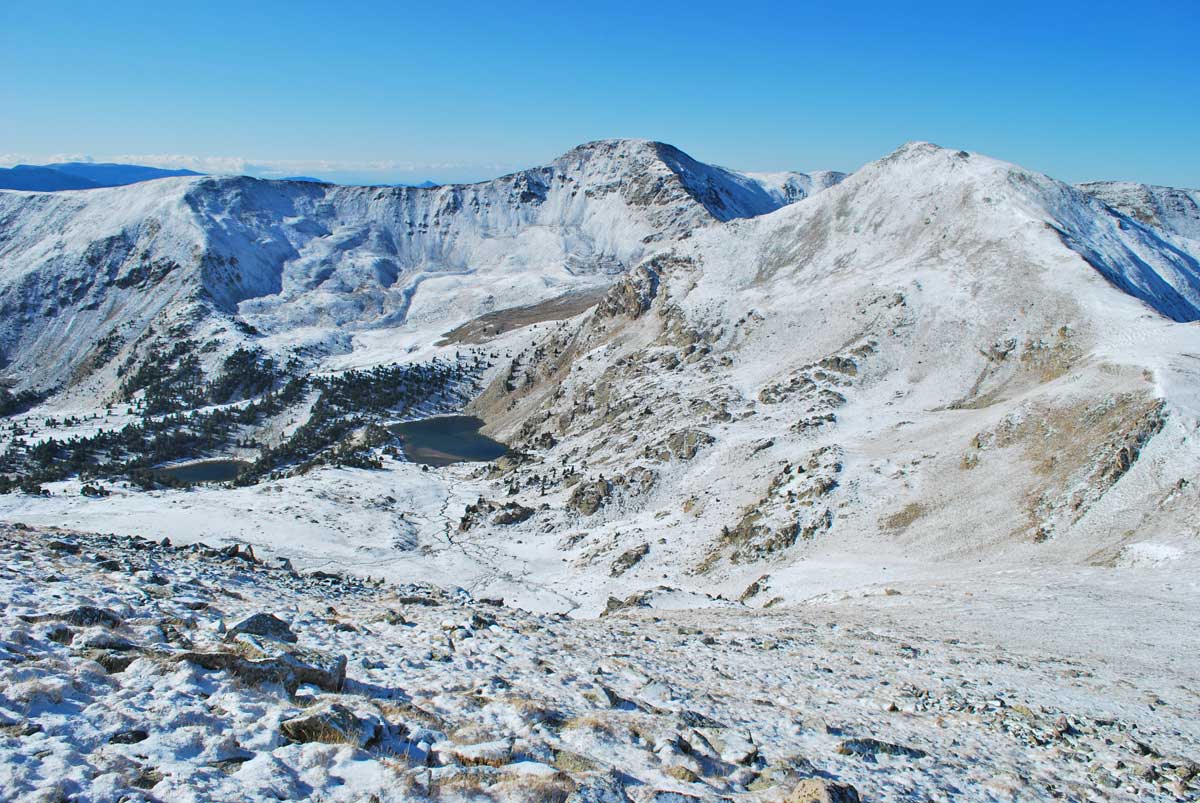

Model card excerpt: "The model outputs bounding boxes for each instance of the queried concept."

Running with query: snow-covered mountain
[5,138,1200,803]
[0,139,838,397]
[445,141,1200,610]
[1,139,1199,615]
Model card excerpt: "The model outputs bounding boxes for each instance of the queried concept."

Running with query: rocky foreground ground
[0,524,1195,802]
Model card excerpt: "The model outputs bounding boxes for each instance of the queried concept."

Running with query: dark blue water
[154,459,248,484]
[392,415,508,467]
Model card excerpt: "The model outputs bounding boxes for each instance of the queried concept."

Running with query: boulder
[226,613,297,644]
[610,544,649,577]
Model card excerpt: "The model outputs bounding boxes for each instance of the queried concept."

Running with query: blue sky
[2,1,1197,186]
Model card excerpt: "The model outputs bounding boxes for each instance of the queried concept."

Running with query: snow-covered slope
[1080,180,1200,241]
[740,168,846,205]
[3,523,1197,802]
[0,140,837,397]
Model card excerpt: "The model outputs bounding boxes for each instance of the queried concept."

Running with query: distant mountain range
[0,161,202,191]
[0,163,445,191]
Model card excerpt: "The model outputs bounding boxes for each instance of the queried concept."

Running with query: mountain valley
[0,139,1198,801]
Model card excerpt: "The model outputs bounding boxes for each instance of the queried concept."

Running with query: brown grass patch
[438,289,607,345]
[880,502,927,532]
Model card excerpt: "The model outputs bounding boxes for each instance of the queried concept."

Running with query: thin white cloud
[111,154,518,178]
[0,153,95,167]
[110,154,251,174]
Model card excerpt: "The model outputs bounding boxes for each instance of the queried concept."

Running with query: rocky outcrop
[176,646,347,694]
[610,543,650,577]
[568,478,613,516]
[280,703,375,745]
[595,263,661,320]
[226,612,296,643]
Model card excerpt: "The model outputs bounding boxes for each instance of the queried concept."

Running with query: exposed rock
[786,778,861,803]
[568,478,613,516]
[108,729,149,744]
[226,613,297,644]
[610,543,650,577]
[836,737,927,761]
[280,703,373,745]
[176,646,346,693]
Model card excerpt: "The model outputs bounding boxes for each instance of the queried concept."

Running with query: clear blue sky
[2,1,1197,186]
